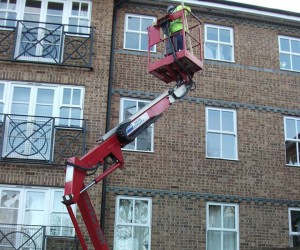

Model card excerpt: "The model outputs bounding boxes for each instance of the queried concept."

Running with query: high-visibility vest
[169,5,191,34]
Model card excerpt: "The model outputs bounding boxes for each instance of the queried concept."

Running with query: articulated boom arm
[63,84,189,250]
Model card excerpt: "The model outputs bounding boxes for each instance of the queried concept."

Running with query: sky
[225,0,300,13]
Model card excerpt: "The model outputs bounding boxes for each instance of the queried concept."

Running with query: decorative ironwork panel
[0,19,94,68]
[0,114,87,165]
[0,224,44,250]
[2,115,54,161]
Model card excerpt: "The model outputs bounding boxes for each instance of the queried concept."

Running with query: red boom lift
[63,7,203,250]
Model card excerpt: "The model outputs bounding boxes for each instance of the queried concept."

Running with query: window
[69,1,91,34]
[0,185,74,236]
[114,196,152,250]
[289,208,300,247]
[59,87,84,127]
[120,98,154,152]
[0,0,17,27]
[284,117,300,166]
[0,81,84,161]
[0,81,84,124]
[204,24,234,62]
[124,14,156,51]
[207,203,239,250]
[206,107,238,160]
[279,36,300,72]
[0,0,92,61]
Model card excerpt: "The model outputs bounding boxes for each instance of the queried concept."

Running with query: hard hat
[167,5,175,13]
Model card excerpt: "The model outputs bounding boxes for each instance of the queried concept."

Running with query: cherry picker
[63,7,203,249]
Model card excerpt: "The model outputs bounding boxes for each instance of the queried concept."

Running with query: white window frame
[0,81,85,127]
[119,97,154,152]
[206,202,239,250]
[288,207,300,247]
[279,35,300,72]
[124,13,156,52]
[204,24,235,62]
[58,86,85,127]
[0,0,17,29]
[67,0,92,34]
[0,184,75,236]
[114,196,152,250]
[284,116,300,166]
[206,107,238,160]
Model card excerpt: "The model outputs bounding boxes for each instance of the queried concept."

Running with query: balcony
[0,19,94,69]
[0,114,87,165]
[0,224,78,250]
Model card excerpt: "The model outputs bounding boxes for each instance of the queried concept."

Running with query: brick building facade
[0,0,300,249]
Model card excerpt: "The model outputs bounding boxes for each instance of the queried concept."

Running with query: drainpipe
[100,0,130,231]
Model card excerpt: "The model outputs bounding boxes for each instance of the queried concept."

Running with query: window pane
[0,0,6,9]
[0,208,18,223]
[53,191,64,211]
[220,29,231,43]
[125,32,139,49]
[207,230,221,250]
[220,44,232,61]
[35,104,53,116]
[37,89,54,104]
[141,33,148,51]
[207,27,218,41]
[128,16,139,31]
[63,88,71,104]
[286,141,297,165]
[297,121,300,139]
[1,190,19,208]
[141,18,152,32]
[123,100,136,120]
[136,128,152,151]
[208,109,220,130]
[222,111,234,132]
[223,206,235,229]
[291,210,300,233]
[47,2,63,16]
[0,84,4,99]
[13,87,30,102]
[133,226,149,250]
[224,231,237,250]
[280,53,291,70]
[11,103,29,114]
[280,38,290,52]
[286,119,296,139]
[9,0,16,10]
[119,199,133,223]
[207,133,221,157]
[26,191,44,209]
[292,55,300,71]
[205,42,217,59]
[134,200,148,224]
[81,3,88,17]
[71,2,79,16]
[115,225,133,249]
[72,89,81,105]
[222,134,236,159]
[25,210,44,224]
[209,205,221,228]
[291,40,300,53]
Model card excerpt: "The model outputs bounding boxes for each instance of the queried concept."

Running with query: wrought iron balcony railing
[0,19,94,69]
[0,114,87,165]
[0,223,78,250]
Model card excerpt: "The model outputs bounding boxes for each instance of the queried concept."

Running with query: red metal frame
[148,9,203,84]
[63,9,204,250]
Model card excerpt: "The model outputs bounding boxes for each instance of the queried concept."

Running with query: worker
[167,4,191,51]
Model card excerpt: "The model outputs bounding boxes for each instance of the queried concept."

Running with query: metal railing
[0,224,78,250]
[0,19,94,69]
[0,114,87,165]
